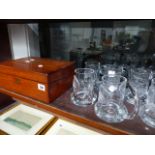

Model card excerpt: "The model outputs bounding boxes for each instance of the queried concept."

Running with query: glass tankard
[139,78,155,128]
[94,74,138,123]
[130,68,150,102]
[85,61,102,81]
[71,68,96,107]
[101,64,122,76]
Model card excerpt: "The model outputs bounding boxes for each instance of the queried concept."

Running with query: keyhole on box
[14,78,21,84]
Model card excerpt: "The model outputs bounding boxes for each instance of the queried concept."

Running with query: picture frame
[45,119,104,135]
[0,103,55,135]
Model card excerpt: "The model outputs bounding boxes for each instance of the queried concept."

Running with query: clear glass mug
[85,61,102,81]
[71,68,97,107]
[139,78,155,128]
[101,64,123,76]
[130,68,150,103]
[94,74,138,123]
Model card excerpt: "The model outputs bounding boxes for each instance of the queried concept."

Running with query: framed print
[45,119,104,135]
[0,103,55,135]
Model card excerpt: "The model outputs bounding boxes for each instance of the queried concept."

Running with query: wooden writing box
[0,57,75,103]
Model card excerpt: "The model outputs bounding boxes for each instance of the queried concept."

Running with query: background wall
[27,24,40,57]
[8,24,29,59]
[8,24,40,59]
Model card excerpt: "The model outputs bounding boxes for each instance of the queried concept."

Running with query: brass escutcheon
[14,78,21,84]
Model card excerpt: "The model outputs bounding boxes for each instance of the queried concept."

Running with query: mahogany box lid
[0,57,75,83]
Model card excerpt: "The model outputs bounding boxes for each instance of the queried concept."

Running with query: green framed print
[0,103,55,135]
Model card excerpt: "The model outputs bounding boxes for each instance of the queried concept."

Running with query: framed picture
[0,103,55,135]
[45,119,104,135]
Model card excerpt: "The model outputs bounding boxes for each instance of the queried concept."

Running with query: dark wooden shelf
[0,87,155,135]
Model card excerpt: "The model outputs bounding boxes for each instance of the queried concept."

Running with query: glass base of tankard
[139,104,155,128]
[71,92,96,107]
[94,101,128,123]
